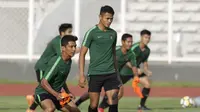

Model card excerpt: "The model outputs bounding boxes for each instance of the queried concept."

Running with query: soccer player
[120,29,152,110]
[76,34,139,112]
[28,35,80,112]
[26,23,73,111]
[78,5,121,112]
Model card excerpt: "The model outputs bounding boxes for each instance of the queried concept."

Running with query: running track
[1,84,200,97]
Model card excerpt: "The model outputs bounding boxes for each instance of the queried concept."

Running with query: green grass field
[1,79,200,87]
[0,96,199,112]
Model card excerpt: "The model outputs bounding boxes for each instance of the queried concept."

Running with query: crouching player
[120,29,152,110]
[27,35,80,112]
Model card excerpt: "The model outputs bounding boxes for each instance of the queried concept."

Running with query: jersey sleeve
[42,56,61,81]
[129,51,137,67]
[52,38,61,56]
[82,29,93,48]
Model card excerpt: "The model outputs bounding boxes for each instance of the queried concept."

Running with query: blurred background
[0,0,200,83]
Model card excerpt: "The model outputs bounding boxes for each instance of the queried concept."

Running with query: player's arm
[143,50,152,76]
[79,30,93,88]
[126,62,138,77]
[128,54,143,98]
[143,61,152,76]
[113,32,118,72]
[41,57,62,99]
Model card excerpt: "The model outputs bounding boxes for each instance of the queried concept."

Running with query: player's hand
[55,93,63,100]
[137,69,143,75]
[145,70,152,77]
[59,92,71,107]
[69,93,76,100]
[133,76,140,83]
[78,74,86,88]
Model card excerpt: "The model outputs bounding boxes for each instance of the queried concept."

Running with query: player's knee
[73,108,81,112]
[118,87,124,99]
[90,103,98,109]
[45,107,55,112]
[144,81,151,88]
[108,91,119,105]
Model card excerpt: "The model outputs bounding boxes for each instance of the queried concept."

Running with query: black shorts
[88,73,121,92]
[35,70,44,82]
[138,73,147,78]
[120,75,133,84]
[35,93,62,110]
[120,73,147,84]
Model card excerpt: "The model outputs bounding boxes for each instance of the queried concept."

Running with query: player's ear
[121,40,124,44]
[99,14,102,20]
[61,46,66,52]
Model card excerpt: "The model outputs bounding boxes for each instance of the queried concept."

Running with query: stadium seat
[183,4,200,12]
[181,26,198,33]
[151,33,168,42]
[148,3,167,12]
[128,3,148,11]
[173,13,191,22]
[190,14,200,22]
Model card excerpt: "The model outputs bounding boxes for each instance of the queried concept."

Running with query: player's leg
[40,99,56,112]
[61,101,81,112]
[104,73,121,112]
[138,73,151,110]
[75,91,89,106]
[98,75,131,111]
[26,70,43,110]
[88,75,103,112]
[118,75,133,100]
[34,93,56,112]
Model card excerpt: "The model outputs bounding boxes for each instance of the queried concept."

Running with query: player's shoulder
[116,46,121,50]
[131,42,140,50]
[47,56,62,66]
[86,26,98,34]
[108,27,117,34]
[49,35,60,44]
[145,45,151,52]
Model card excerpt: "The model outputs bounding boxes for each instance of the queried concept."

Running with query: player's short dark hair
[140,29,151,36]
[121,33,132,41]
[59,23,72,35]
[61,35,78,46]
[100,5,115,15]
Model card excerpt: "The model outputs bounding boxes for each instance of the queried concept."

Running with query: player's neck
[60,35,64,38]
[139,42,145,50]
[121,47,127,54]
[97,23,107,31]
[61,52,71,62]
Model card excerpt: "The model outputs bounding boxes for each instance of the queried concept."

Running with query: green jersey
[35,36,61,71]
[115,46,137,72]
[120,42,150,75]
[35,56,72,94]
[82,25,117,75]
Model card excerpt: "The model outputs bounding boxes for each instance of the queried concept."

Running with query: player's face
[63,41,77,57]
[141,34,151,45]
[122,37,133,50]
[100,12,114,28]
[64,28,72,35]
[61,28,73,37]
